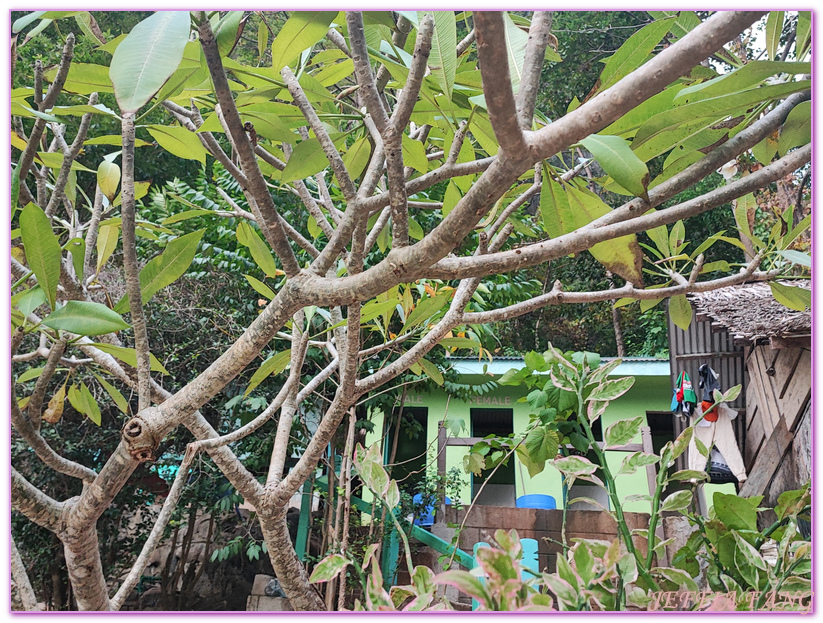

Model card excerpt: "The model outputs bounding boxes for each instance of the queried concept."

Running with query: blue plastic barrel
[515,494,557,509]
[412,494,451,526]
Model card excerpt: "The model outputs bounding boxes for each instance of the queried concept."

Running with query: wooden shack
[680,282,811,506]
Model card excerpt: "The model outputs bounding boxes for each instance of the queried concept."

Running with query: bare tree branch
[282,67,357,202]
[516,12,553,131]
[109,450,195,611]
[120,113,152,412]
[199,17,301,277]
[17,34,75,191]
[11,467,65,532]
[11,538,39,611]
[475,12,527,155]
[45,93,98,217]
[427,144,809,279]
[346,12,390,132]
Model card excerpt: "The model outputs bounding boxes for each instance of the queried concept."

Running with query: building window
[387,406,428,490]
[470,408,516,507]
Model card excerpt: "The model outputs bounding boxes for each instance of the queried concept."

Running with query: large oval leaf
[270,11,337,72]
[421,11,456,100]
[109,11,191,113]
[114,229,205,313]
[668,294,692,331]
[20,203,62,311]
[244,350,291,396]
[581,134,649,200]
[147,125,207,164]
[42,301,130,336]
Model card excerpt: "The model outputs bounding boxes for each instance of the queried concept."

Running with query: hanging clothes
[671,371,697,419]
[687,402,747,483]
[698,364,722,422]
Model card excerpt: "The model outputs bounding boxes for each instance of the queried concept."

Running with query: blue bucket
[413,493,452,526]
[516,494,557,510]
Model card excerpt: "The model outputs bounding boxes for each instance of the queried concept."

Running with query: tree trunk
[61,528,110,611]
[260,512,325,611]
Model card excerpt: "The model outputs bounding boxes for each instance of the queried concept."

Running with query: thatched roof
[689,281,810,343]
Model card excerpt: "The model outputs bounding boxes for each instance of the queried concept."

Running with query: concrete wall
[365,367,674,512]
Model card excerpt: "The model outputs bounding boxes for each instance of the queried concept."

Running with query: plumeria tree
[10,10,810,611]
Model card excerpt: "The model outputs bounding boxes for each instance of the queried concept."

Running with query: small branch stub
[121,408,162,462]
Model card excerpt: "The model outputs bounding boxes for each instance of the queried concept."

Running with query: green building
[365,356,733,513]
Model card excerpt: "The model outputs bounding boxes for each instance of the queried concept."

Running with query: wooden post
[436,423,447,528]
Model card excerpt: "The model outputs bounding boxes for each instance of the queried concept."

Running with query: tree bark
[260,512,326,611]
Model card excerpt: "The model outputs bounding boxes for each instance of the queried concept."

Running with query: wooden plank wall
[739,345,811,500]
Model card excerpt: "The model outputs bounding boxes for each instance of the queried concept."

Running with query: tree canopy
[10,10,810,611]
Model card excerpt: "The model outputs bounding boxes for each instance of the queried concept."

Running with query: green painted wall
[366,368,677,512]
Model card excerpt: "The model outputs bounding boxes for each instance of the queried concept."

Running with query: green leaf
[85,134,152,147]
[421,11,457,100]
[245,350,291,396]
[435,570,493,604]
[270,11,337,71]
[95,224,119,274]
[524,426,560,463]
[598,17,675,91]
[14,286,47,317]
[20,202,62,311]
[44,63,113,94]
[341,136,372,180]
[765,11,784,61]
[161,209,213,225]
[11,160,21,209]
[418,358,444,386]
[310,554,351,583]
[777,250,811,268]
[713,492,758,531]
[114,230,204,313]
[402,135,428,173]
[777,100,810,157]
[97,160,120,201]
[236,221,281,278]
[769,282,809,312]
[384,480,400,509]
[244,274,276,300]
[587,376,635,402]
[17,367,45,384]
[281,138,328,183]
[552,455,598,476]
[617,451,659,476]
[604,416,643,449]
[90,342,169,374]
[34,151,94,173]
[580,134,649,200]
[566,187,643,285]
[92,372,130,414]
[64,237,85,283]
[668,294,692,331]
[147,125,207,164]
[654,566,698,592]
[12,11,46,33]
[674,60,809,105]
[501,12,529,94]
[42,301,130,336]
[404,290,452,330]
[109,11,191,113]
[659,490,693,513]
[257,20,268,59]
[215,11,243,56]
